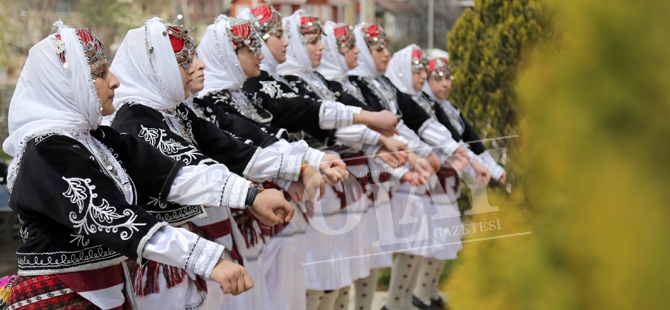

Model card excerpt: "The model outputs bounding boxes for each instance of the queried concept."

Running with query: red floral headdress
[411,48,428,73]
[299,15,323,36]
[227,18,262,56]
[250,5,282,40]
[163,25,195,69]
[52,28,106,78]
[427,57,451,78]
[361,23,387,50]
[333,24,355,52]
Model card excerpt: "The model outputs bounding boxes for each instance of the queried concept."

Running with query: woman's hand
[378,136,408,167]
[300,165,326,201]
[249,188,295,225]
[407,152,434,180]
[359,110,399,137]
[401,171,427,186]
[426,152,442,173]
[287,181,305,202]
[498,172,507,185]
[210,259,254,295]
[319,154,349,185]
[470,160,491,187]
[445,147,470,172]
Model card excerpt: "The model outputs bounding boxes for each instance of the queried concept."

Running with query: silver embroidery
[370,76,402,115]
[138,125,202,164]
[212,90,273,124]
[287,74,337,101]
[148,196,169,209]
[34,133,56,144]
[69,234,90,246]
[259,80,298,99]
[17,246,123,273]
[18,223,29,242]
[344,80,366,103]
[62,177,146,241]
[177,106,197,145]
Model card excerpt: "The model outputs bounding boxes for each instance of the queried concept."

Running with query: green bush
[446,0,670,308]
[447,0,551,151]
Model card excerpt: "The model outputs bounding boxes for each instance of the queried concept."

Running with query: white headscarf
[198,15,248,95]
[317,21,350,83]
[276,10,313,76]
[319,21,367,101]
[348,23,378,78]
[111,17,184,111]
[3,21,101,188]
[385,44,422,99]
[237,8,282,80]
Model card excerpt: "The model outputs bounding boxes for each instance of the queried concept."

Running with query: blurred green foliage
[446,0,670,308]
[448,0,552,150]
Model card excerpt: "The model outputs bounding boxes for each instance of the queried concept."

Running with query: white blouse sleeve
[266,139,305,181]
[319,100,362,129]
[168,164,251,209]
[244,144,303,183]
[418,119,461,157]
[304,147,326,168]
[142,225,225,280]
[286,139,326,168]
[478,151,506,180]
[398,123,433,158]
[334,124,381,150]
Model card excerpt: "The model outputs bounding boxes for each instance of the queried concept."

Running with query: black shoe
[412,295,432,310]
[430,296,449,310]
[380,306,388,310]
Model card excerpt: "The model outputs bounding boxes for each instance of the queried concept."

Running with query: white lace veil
[385,44,423,99]
[111,17,185,111]
[3,21,102,189]
[198,15,249,96]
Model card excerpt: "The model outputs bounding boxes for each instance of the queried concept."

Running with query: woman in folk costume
[185,53,287,154]
[315,21,441,310]
[189,15,338,309]
[373,45,481,310]
[236,7,399,309]
[407,57,506,309]
[189,40,318,309]
[107,18,324,309]
[236,7,419,199]
[236,6,401,145]
[0,23,260,309]
[192,15,349,310]
[235,6,417,208]
[422,57,506,185]
[274,11,412,310]
[341,24,455,310]
[188,53,301,310]
[194,16,347,191]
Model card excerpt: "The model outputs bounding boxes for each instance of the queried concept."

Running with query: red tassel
[132,261,161,297]
[232,209,265,249]
[162,265,186,289]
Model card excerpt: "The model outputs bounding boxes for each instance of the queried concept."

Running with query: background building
[227,0,374,25]
[0,0,469,142]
